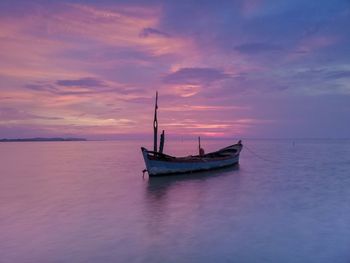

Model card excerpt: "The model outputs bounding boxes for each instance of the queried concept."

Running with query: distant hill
[0,137,87,142]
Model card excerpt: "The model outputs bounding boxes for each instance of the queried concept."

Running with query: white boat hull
[141,143,242,176]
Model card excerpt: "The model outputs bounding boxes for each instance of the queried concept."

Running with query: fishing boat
[141,92,243,176]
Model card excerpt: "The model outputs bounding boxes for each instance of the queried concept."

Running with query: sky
[0,0,349,140]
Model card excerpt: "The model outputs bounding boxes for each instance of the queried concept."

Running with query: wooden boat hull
[141,142,242,176]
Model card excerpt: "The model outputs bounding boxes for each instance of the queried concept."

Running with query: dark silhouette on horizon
[0,137,87,142]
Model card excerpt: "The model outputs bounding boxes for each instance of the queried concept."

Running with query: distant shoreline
[0,138,87,142]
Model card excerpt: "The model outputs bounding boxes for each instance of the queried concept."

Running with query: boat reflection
[143,165,241,237]
[146,165,240,199]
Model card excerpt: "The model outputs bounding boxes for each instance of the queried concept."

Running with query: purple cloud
[0,107,61,121]
[25,77,143,96]
[163,67,231,85]
[235,43,283,54]
[26,84,58,92]
[139,27,170,38]
[56,77,107,87]
[325,70,350,80]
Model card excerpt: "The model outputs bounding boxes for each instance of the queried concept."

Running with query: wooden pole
[159,130,165,153]
[153,92,158,152]
[198,136,201,155]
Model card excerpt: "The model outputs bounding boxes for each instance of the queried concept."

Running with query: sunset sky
[0,0,349,139]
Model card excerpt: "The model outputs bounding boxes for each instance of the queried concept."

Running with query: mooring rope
[243,144,278,163]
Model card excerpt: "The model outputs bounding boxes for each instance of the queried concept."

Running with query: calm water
[1,139,350,263]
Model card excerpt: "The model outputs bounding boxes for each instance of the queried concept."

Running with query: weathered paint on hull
[142,148,240,176]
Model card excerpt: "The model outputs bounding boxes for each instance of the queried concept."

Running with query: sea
[1,139,350,263]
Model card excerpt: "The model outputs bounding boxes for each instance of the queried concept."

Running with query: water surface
[1,139,350,262]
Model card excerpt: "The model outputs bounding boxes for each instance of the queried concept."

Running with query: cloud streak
[56,77,107,87]
[139,27,170,38]
[235,42,283,54]
[163,67,231,85]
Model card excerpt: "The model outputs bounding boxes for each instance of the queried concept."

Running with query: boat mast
[153,91,158,152]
